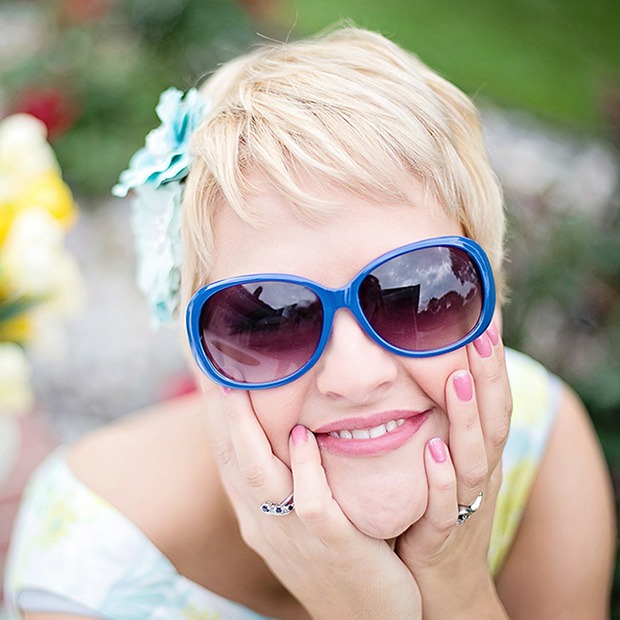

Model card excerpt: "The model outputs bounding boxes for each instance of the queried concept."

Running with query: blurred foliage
[287,0,620,132]
[0,0,258,195]
[504,205,620,456]
[504,201,620,618]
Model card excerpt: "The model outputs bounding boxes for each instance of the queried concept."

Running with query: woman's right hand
[203,383,421,620]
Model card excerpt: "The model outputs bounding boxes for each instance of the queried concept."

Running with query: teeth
[328,418,406,440]
[369,424,387,438]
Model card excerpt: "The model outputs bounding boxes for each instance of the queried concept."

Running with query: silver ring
[456,491,483,526]
[260,493,295,516]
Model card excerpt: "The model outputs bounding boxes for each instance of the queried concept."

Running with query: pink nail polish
[453,371,473,401]
[428,437,447,463]
[219,386,233,397]
[487,322,500,346]
[291,425,308,446]
[473,333,492,358]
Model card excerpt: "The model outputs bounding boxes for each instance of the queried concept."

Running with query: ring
[260,493,295,516]
[456,491,483,526]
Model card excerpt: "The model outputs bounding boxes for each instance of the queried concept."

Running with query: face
[206,175,471,539]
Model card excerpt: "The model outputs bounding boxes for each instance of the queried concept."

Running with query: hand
[203,383,422,620]
[395,323,512,618]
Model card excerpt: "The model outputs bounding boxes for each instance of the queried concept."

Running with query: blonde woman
[6,27,615,619]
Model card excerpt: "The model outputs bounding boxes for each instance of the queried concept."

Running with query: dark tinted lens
[359,247,483,351]
[200,281,324,384]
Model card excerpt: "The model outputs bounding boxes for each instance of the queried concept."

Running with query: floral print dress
[4,349,559,619]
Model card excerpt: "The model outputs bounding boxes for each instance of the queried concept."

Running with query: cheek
[401,348,470,407]
[249,382,309,463]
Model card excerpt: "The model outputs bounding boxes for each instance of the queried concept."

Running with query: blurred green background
[1,0,618,614]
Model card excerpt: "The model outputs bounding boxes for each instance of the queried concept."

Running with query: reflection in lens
[200,281,323,384]
[360,247,482,351]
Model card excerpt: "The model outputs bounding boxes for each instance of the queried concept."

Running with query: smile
[315,410,430,457]
[328,418,406,440]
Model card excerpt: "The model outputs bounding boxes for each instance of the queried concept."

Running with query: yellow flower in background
[0,342,34,415]
[0,113,76,243]
[13,170,77,230]
[0,113,84,415]
[0,206,84,332]
[0,315,33,345]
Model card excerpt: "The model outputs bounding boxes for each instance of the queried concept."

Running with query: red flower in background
[10,86,80,140]
[60,0,113,24]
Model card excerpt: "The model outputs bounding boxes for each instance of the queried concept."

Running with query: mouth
[314,410,430,457]
[327,417,407,440]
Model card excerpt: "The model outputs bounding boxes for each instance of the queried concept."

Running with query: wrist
[416,564,507,619]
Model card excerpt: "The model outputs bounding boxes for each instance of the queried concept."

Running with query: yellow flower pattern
[488,349,559,576]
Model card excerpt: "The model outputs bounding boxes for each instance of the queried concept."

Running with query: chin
[331,475,428,540]
[346,502,424,539]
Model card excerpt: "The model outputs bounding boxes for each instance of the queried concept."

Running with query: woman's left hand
[395,323,512,618]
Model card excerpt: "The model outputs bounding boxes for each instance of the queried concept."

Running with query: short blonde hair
[181,26,505,307]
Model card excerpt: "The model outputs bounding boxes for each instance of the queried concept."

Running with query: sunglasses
[186,236,495,390]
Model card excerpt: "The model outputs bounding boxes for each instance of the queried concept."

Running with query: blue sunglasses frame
[186,235,496,390]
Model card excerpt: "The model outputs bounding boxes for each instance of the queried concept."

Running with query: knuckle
[295,500,327,524]
[434,513,457,535]
[484,366,503,387]
[488,419,511,451]
[211,441,234,467]
[239,464,267,489]
[461,461,487,490]
[434,475,455,495]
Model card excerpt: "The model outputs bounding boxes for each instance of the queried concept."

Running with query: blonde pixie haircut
[181,26,505,307]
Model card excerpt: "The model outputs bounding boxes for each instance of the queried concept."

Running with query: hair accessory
[456,491,483,526]
[112,87,208,325]
[261,493,295,516]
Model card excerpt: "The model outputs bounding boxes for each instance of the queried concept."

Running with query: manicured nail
[453,371,473,401]
[428,437,447,463]
[219,386,233,397]
[291,425,308,446]
[473,333,492,358]
[487,322,500,346]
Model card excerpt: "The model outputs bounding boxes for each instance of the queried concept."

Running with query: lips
[314,410,430,456]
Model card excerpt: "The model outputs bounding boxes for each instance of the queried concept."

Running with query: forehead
[209,174,463,285]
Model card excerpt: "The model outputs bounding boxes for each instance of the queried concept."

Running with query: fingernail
[291,425,308,446]
[428,437,447,463]
[474,333,492,358]
[487,322,500,346]
[453,371,473,401]
[219,386,233,397]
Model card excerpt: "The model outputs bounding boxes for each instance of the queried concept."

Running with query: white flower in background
[0,342,33,415]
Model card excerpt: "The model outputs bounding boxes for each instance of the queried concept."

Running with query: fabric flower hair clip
[112,88,208,325]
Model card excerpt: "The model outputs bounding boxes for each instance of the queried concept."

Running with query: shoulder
[67,390,220,555]
[497,370,615,618]
[6,392,227,617]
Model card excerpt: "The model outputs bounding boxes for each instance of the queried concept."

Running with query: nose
[315,309,399,403]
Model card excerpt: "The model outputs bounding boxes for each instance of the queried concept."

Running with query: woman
[5,27,615,619]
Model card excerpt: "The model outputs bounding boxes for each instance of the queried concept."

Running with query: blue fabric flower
[112,88,208,325]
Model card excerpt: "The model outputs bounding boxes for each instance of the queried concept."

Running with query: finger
[414,437,458,548]
[289,425,352,543]
[446,369,488,506]
[218,388,292,501]
[467,322,512,464]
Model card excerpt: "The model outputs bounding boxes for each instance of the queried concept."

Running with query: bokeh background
[0,0,618,615]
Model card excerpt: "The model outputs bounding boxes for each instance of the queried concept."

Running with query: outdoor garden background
[0,0,618,615]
